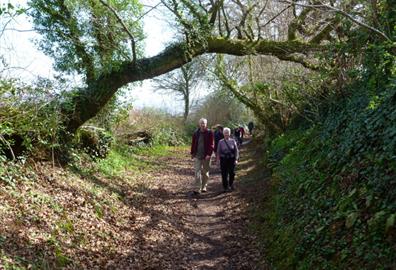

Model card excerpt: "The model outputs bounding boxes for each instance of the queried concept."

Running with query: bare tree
[152,59,204,122]
[0,3,28,76]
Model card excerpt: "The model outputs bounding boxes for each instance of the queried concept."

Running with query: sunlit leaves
[28,0,145,80]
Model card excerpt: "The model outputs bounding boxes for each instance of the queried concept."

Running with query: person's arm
[206,130,214,159]
[216,140,222,162]
[234,140,240,163]
[191,133,196,159]
[214,136,218,156]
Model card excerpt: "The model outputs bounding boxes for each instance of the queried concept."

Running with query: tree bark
[183,93,189,123]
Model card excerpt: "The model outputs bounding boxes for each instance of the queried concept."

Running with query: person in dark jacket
[214,125,224,155]
[239,125,245,143]
[234,127,241,146]
[248,121,254,136]
[216,127,239,192]
[191,118,214,194]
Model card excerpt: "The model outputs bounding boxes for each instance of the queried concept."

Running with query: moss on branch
[207,37,322,57]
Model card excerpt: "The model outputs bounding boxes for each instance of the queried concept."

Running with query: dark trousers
[220,157,236,189]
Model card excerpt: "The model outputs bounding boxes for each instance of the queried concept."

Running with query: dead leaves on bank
[0,147,265,269]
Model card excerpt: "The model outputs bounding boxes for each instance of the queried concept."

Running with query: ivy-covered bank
[260,86,396,269]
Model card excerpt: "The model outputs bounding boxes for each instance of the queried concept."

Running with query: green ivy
[262,85,396,269]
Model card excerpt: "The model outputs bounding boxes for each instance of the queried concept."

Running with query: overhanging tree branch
[214,55,283,132]
[206,37,322,59]
[63,37,323,132]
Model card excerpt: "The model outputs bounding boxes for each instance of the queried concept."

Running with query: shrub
[0,78,63,160]
[75,126,113,159]
[114,108,188,146]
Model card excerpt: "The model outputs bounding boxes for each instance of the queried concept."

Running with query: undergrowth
[258,87,396,269]
[94,144,170,177]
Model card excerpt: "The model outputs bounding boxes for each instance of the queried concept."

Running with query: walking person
[214,125,224,154]
[190,118,214,194]
[216,127,239,192]
[234,127,241,146]
[239,125,245,144]
[248,121,254,136]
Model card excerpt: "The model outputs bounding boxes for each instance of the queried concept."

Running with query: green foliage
[0,251,26,270]
[161,0,213,54]
[28,0,145,80]
[0,2,26,19]
[261,85,396,269]
[94,144,144,177]
[255,10,396,268]
[266,129,306,168]
[75,126,113,159]
[88,94,134,131]
[94,143,170,177]
[0,158,38,187]
[214,54,329,139]
[150,126,186,146]
[0,78,63,159]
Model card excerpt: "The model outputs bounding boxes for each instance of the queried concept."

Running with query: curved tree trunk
[61,38,322,134]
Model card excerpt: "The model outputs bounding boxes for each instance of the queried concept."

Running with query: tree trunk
[61,38,322,134]
[183,93,189,123]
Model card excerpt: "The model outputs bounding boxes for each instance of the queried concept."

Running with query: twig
[99,0,137,63]
[261,5,291,29]
[132,2,162,25]
[3,28,35,32]
[282,0,392,42]
[0,134,15,161]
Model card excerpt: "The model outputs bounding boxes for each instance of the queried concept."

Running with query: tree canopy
[26,0,395,134]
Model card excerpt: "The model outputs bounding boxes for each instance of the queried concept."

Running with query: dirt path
[0,139,269,270]
[110,140,269,269]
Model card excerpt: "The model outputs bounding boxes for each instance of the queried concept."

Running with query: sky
[0,0,206,114]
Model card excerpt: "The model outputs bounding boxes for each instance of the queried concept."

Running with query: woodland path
[111,139,270,270]
[0,139,270,270]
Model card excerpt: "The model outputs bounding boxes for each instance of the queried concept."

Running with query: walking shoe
[201,187,207,193]
[192,191,200,195]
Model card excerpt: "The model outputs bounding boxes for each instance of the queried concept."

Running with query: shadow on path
[0,137,269,269]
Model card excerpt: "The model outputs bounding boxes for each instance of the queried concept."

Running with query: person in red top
[191,118,214,194]
[239,125,245,139]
